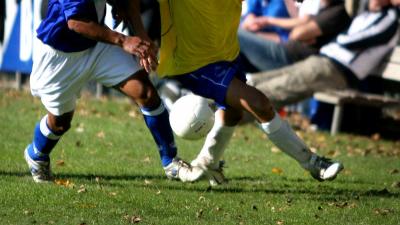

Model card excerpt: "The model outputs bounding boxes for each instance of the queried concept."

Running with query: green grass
[1,89,399,225]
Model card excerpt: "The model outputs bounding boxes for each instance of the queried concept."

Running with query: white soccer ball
[169,94,215,140]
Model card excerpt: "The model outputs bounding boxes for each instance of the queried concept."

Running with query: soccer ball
[169,94,215,140]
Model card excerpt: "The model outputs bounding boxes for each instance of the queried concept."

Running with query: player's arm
[67,18,149,58]
[110,0,158,72]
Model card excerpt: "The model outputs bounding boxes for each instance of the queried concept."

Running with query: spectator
[239,0,351,72]
[241,0,297,43]
[247,6,399,109]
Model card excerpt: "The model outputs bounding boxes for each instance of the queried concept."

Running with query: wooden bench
[313,46,400,135]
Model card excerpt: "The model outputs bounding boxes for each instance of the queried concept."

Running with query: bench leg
[331,104,343,136]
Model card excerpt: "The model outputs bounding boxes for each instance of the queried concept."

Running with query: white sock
[260,113,313,167]
[194,119,235,169]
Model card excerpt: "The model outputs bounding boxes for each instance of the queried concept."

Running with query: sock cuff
[260,112,282,134]
[40,115,61,140]
[211,117,235,134]
[141,103,166,116]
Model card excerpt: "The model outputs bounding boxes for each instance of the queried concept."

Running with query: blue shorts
[170,59,246,109]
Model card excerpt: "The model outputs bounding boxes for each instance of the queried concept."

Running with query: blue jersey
[37,0,106,52]
[245,0,291,41]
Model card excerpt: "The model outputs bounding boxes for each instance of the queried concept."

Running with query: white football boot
[24,146,53,183]
[191,157,227,186]
[164,157,205,182]
[306,155,344,181]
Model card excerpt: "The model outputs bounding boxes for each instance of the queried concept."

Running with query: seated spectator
[247,5,399,109]
[239,0,351,71]
[241,0,298,43]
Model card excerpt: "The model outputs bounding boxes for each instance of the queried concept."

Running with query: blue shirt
[37,0,105,52]
[245,0,291,41]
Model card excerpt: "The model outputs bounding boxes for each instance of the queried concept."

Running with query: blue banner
[0,0,44,74]
[0,1,123,74]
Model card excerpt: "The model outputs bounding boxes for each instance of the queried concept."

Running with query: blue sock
[27,115,61,161]
[141,103,177,167]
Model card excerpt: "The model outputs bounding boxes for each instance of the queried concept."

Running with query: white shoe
[24,146,53,183]
[306,155,344,181]
[191,157,227,186]
[164,157,204,182]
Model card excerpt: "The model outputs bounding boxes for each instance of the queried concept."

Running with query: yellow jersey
[157,0,242,77]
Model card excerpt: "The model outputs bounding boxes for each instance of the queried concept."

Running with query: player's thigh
[117,70,161,107]
[92,43,142,88]
[30,40,92,116]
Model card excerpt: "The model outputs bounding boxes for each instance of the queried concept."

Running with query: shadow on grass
[1,170,398,200]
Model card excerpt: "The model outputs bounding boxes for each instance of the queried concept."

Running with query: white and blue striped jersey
[320,7,399,80]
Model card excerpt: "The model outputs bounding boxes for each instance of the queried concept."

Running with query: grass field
[1,89,399,225]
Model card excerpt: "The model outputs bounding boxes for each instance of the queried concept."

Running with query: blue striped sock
[141,103,177,167]
[28,115,61,161]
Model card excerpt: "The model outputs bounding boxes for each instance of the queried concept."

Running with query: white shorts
[30,39,141,116]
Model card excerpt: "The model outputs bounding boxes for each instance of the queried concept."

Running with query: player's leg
[25,112,74,183]
[193,108,241,168]
[26,38,88,183]
[92,42,198,181]
[117,70,176,166]
[226,77,343,181]
[117,70,200,180]
[191,107,242,185]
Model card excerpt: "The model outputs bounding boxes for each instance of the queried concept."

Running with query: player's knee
[250,91,275,119]
[53,122,71,135]
[224,110,243,126]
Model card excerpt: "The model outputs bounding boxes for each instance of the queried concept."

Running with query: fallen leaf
[77,185,86,194]
[109,192,117,196]
[371,133,381,141]
[144,179,152,185]
[124,215,141,224]
[23,210,33,215]
[373,208,394,216]
[196,209,203,218]
[272,167,283,175]
[56,160,65,166]
[129,110,139,118]
[96,131,105,138]
[309,147,318,153]
[142,156,151,163]
[276,220,284,225]
[327,150,340,157]
[391,181,400,189]
[75,124,85,133]
[271,147,280,153]
[54,179,74,188]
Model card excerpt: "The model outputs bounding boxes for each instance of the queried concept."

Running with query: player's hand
[121,36,151,58]
[140,45,158,73]
[138,37,159,73]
